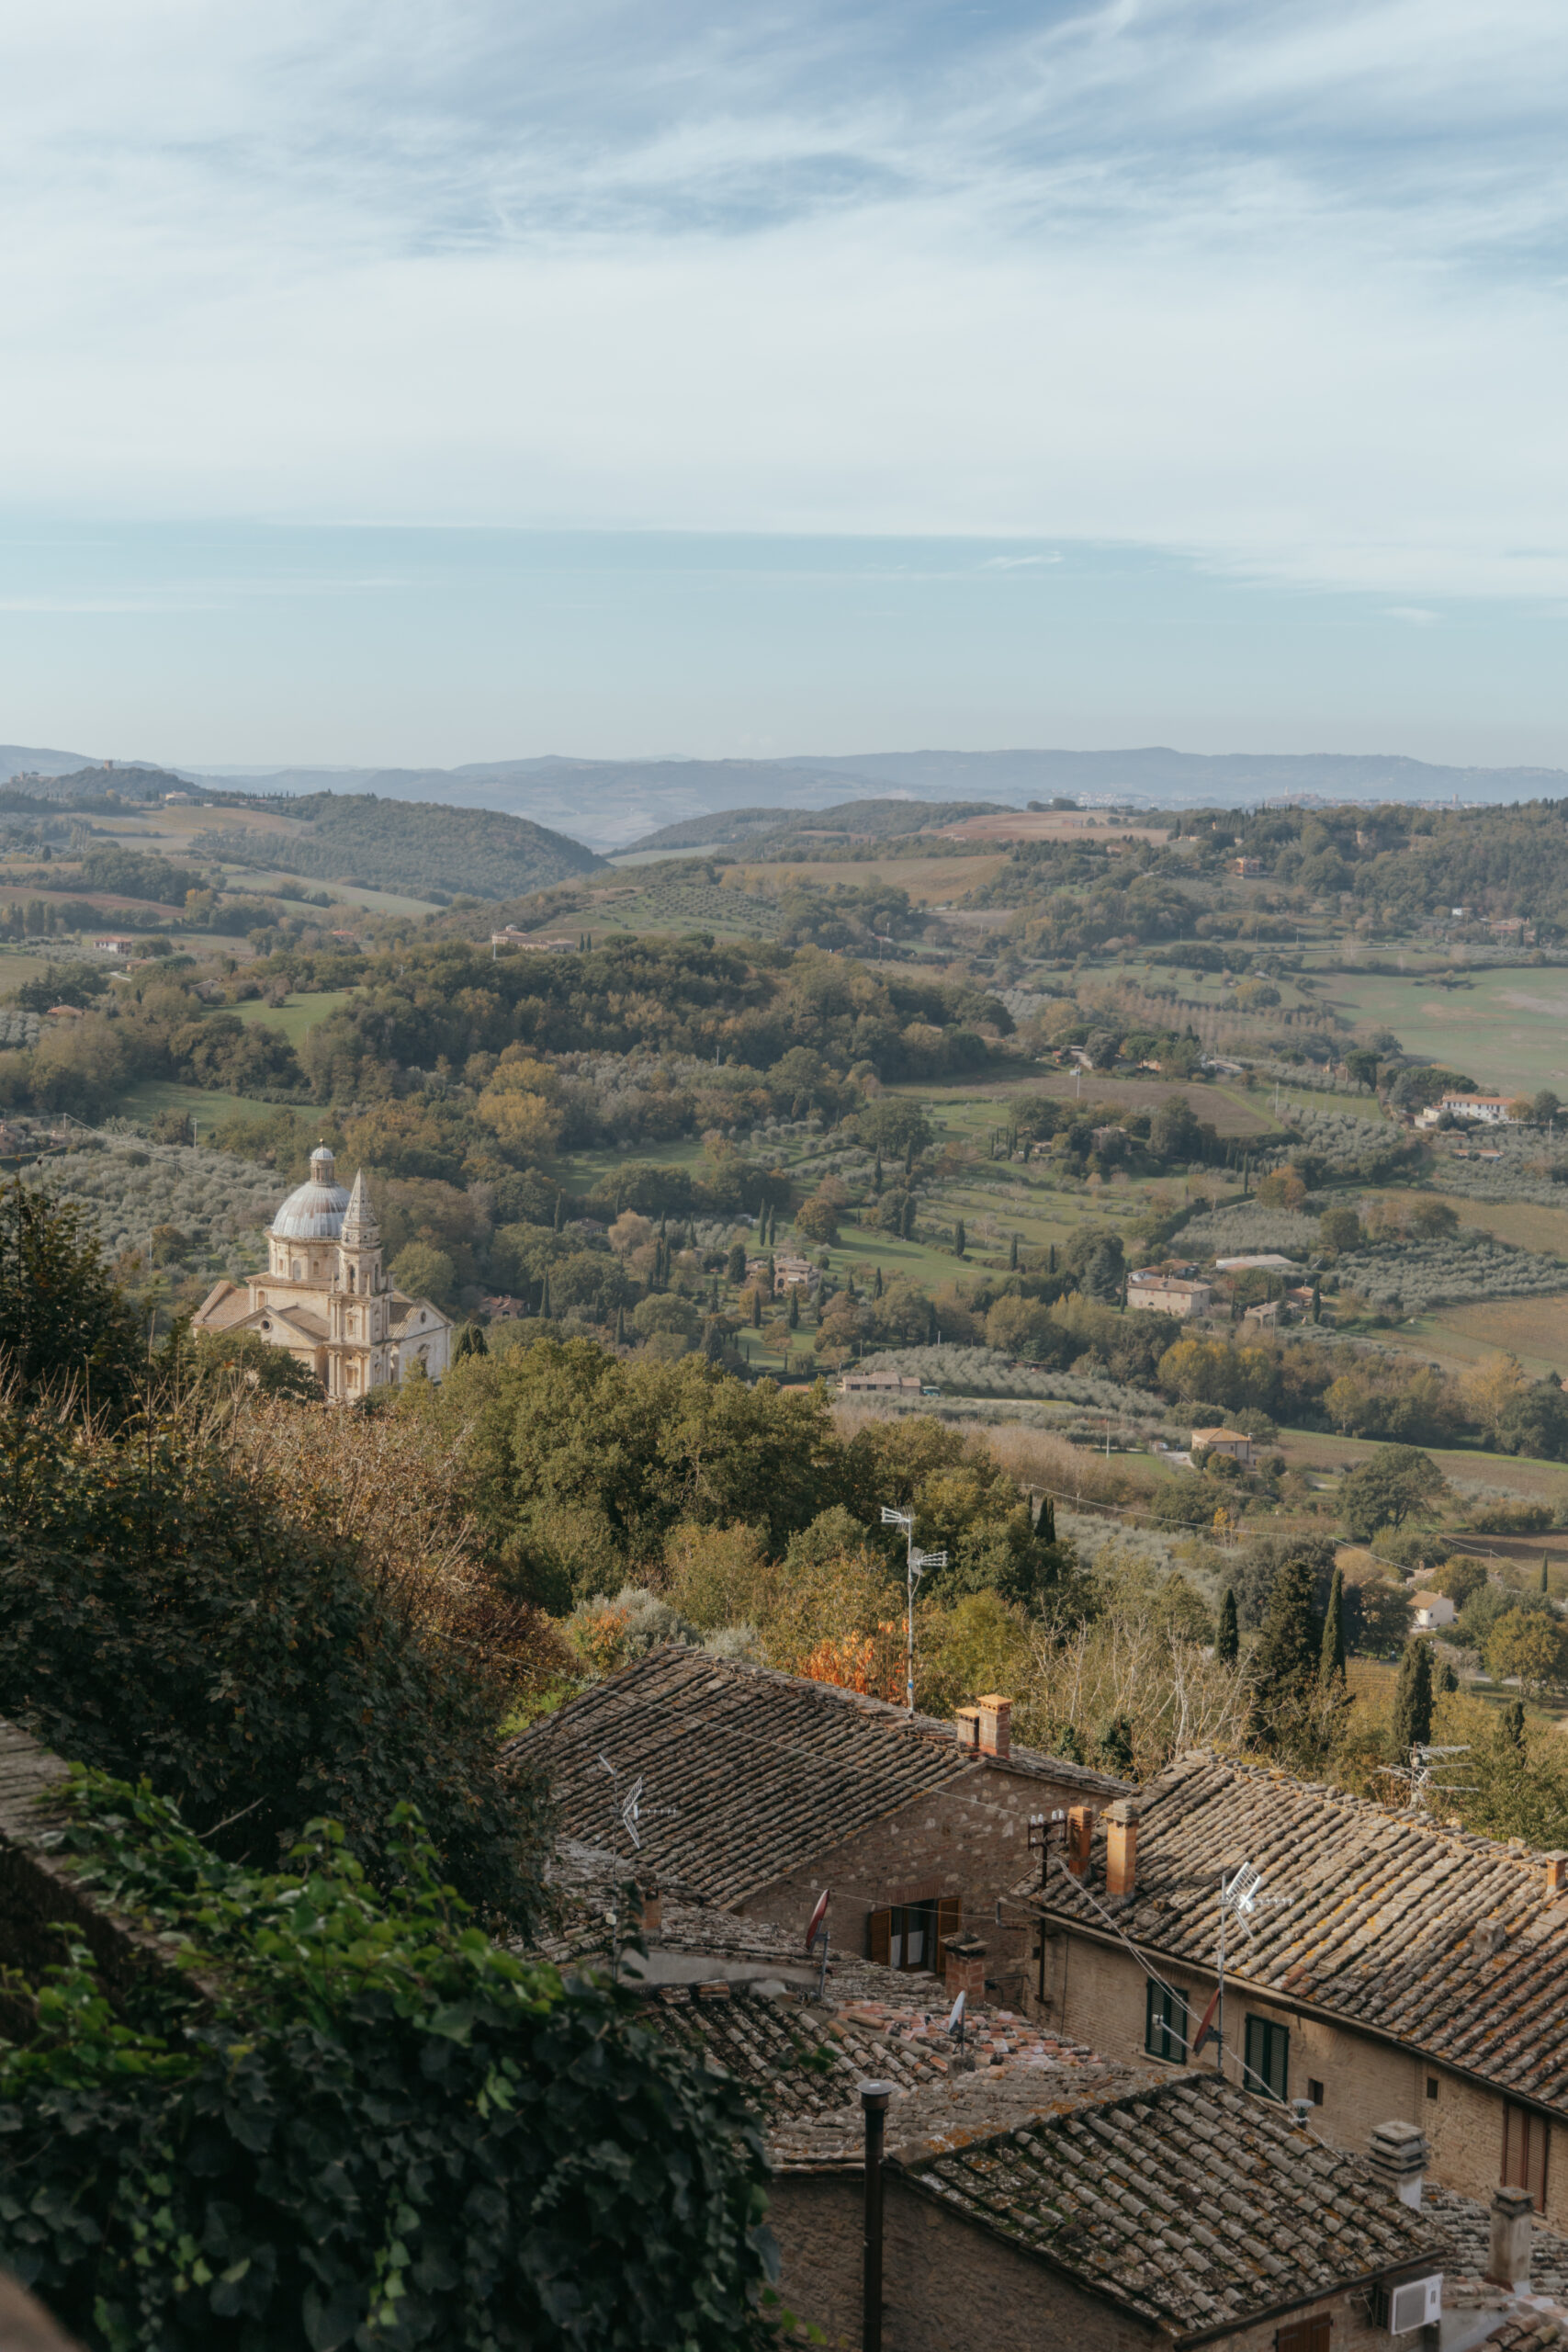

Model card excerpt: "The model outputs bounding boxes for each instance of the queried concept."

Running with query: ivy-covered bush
[0,1777,773,2351]
[0,1405,548,1921]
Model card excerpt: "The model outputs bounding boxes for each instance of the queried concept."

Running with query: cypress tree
[766,1252,775,1299]
[1499,1698,1527,1764]
[873,1264,884,1298]
[1216,1587,1239,1666]
[615,1303,626,1345]
[904,1142,913,1175]
[1543,1554,1552,1596]
[1250,1550,1319,1732]
[901,1197,915,1238]
[1319,1565,1346,1687]
[874,1148,884,1194]
[750,1287,761,1329]
[1437,1653,1459,1694]
[1391,1637,1435,1758]
[787,1287,799,1329]
[757,1201,768,1242]
[1049,1243,1056,1275]
[540,1271,552,1318]
[1034,1492,1055,1544]
[1009,1232,1019,1271]
[953,1218,966,1258]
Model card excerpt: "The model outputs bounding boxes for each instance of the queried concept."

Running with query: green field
[112,1079,280,1136]
[1318,966,1568,1096]
[228,989,358,1044]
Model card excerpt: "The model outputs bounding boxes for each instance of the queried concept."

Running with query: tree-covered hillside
[194,793,604,899]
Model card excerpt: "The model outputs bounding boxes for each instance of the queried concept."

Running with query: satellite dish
[946,1988,965,2037]
[805,1889,830,1951]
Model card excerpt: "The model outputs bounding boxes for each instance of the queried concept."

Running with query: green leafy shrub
[0,1776,773,2351]
[0,1408,547,1921]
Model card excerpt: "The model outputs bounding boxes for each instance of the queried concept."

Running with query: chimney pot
[1487,2186,1535,2290]
[942,1932,987,2004]
[1105,1798,1140,1900]
[1546,1852,1568,1896]
[953,1707,981,1757]
[1066,1804,1095,1878]
[976,1694,1011,1761]
[1368,2120,1427,2210]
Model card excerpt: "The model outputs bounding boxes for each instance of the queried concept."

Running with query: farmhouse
[1020,1750,1568,2231]
[838,1369,922,1395]
[506,1649,1125,2000]
[1190,1427,1255,1464]
[1128,1273,1212,1318]
[1439,1094,1517,1125]
[191,1145,451,1398]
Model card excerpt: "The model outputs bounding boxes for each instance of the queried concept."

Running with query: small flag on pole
[1190,1983,1222,2055]
[805,1889,829,1953]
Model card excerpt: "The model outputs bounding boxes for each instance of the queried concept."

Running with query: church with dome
[191,1146,453,1400]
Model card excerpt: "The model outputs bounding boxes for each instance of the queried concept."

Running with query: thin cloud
[0,1,1564,599]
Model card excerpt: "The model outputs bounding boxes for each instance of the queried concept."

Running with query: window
[1275,2318,1330,2352]
[868,1895,961,1973]
[1503,2102,1550,2211]
[1306,2078,1325,2107]
[1145,1981,1189,2064]
[1245,2015,1290,2102]
[1427,2077,1439,2102]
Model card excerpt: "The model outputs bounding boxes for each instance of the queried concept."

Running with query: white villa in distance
[191,1146,452,1400]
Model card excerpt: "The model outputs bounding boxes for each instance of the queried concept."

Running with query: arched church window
[348,1265,356,1293]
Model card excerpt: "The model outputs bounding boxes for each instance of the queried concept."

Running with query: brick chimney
[1065,1804,1095,1878]
[942,1932,987,2003]
[1546,1852,1568,1896]
[976,1694,1011,1760]
[953,1707,981,1757]
[1487,2187,1535,2291]
[1104,1799,1140,1899]
[637,1879,661,1937]
[1368,2120,1427,2210]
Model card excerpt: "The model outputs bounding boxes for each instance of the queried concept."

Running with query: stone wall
[744,1761,1102,2002]
[0,1717,194,2038]
[766,2169,1392,2350]
[1034,1922,1562,2228]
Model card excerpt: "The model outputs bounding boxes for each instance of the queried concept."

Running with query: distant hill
[192,792,603,901]
[775,747,1568,807]
[0,757,189,799]
[622,797,1012,854]
[0,743,97,783]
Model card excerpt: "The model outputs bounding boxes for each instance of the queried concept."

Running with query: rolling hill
[191,792,603,901]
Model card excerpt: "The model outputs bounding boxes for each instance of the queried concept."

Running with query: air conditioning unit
[1371,2273,1443,2333]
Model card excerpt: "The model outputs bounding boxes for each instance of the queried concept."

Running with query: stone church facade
[191,1145,451,1400]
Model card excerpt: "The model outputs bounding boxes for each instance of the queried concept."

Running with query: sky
[1,0,1565,769]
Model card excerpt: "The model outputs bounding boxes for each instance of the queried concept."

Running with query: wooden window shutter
[1275,2315,1331,2352]
[936,1895,961,1951]
[868,1907,892,1966]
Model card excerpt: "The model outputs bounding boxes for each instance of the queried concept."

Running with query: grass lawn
[728,852,1011,904]
[1387,1292,1568,1381]
[1376,1189,1568,1260]
[227,989,358,1044]
[550,1136,713,1185]
[1275,1422,1568,1509]
[112,1079,280,1136]
[1317,965,1568,1098]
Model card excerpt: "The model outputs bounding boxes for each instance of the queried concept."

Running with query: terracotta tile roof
[507,1648,1123,1912]
[1027,1750,1568,2117]
[902,2074,1442,2339]
[641,1980,1121,2172]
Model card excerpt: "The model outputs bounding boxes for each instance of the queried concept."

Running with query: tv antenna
[1190,1860,1291,2083]
[595,1753,678,1980]
[1378,1743,1473,1813]
[805,1888,832,1999]
[881,1507,947,1715]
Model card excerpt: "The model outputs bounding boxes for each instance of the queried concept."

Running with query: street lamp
[881,1506,947,1717]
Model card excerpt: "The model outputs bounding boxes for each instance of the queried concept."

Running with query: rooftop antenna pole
[882,1506,944,1717]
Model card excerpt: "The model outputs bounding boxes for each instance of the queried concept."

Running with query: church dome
[270,1145,350,1240]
